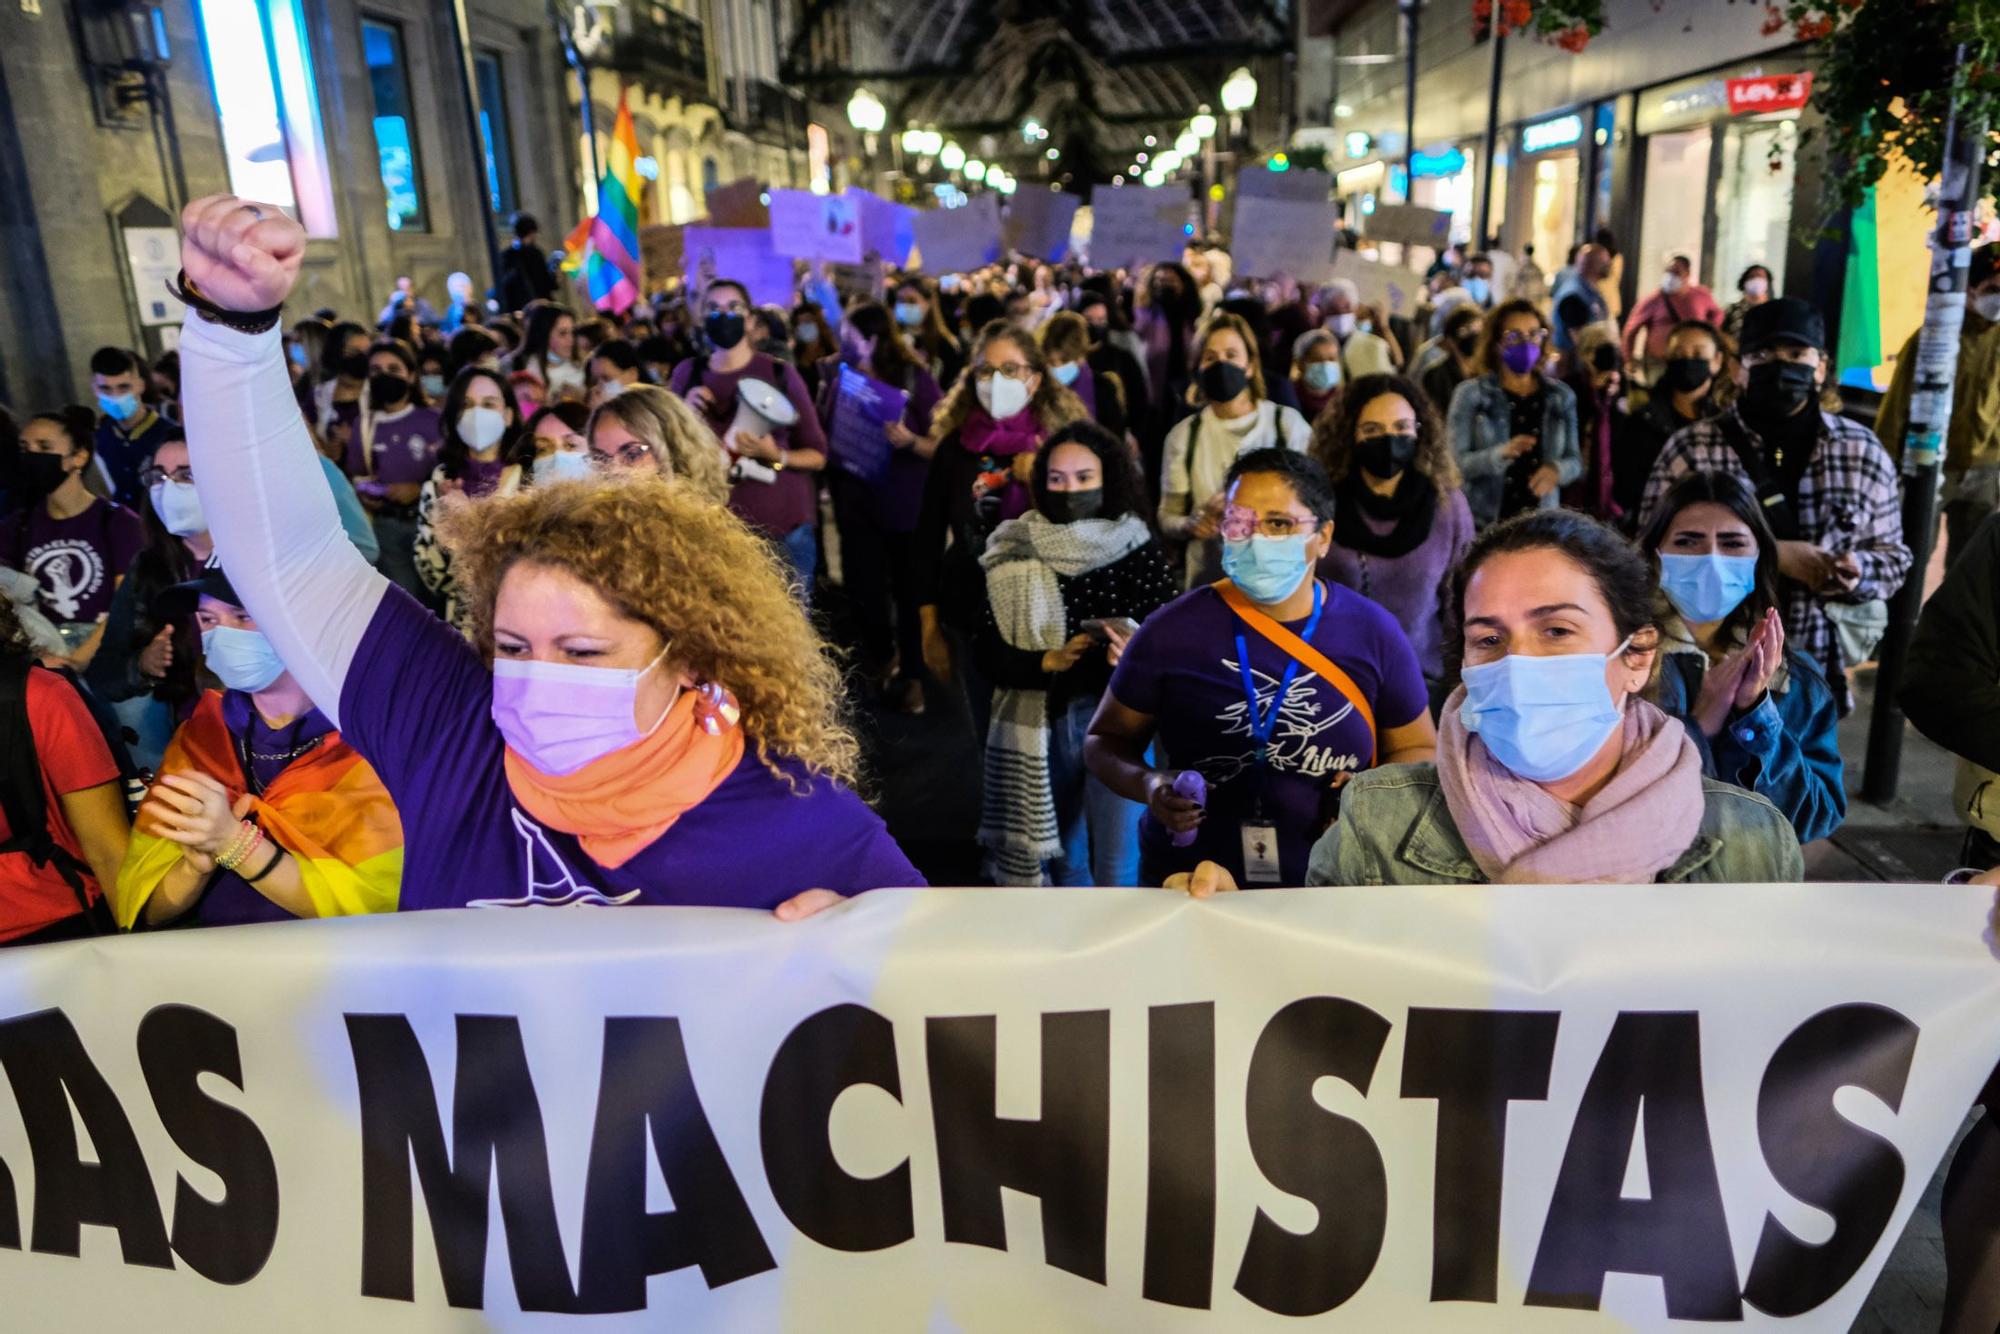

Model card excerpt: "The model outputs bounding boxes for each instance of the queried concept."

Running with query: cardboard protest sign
[909,194,1003,273]
[768,188,861,263]
[830,362,909,482]
[638,224,684,292]
[1001,188,1081,260]
[1236,166,1333,203]
[1333,246,1421,316]
[1230,175,1338,284]
[1366,202,1452,249]
[847,187,914,266]
[705,177,769,228]
[682,227,795,309]
[1086,184,1191,269]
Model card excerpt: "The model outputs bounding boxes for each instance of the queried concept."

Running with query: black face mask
[1086,324,1106,346]
[1042,487,1104,525]
[1453,330,1480,356]
[704,312,746,350]
[368,372,410,410]
[1661,357,1715,393]
[338,353,371,381]
[1199,361,1249,403]
[1744,359,1817,417]
[1355,432,1419,479]
[16,451,68,501]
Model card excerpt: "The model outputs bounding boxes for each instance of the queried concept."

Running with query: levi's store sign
[1727,73,1814,116]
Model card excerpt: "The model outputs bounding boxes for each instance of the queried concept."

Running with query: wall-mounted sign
[1727,73,1814,116]
[1409,145,1468,179]
[1521,113,1583,155]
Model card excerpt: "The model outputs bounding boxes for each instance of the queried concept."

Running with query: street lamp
[900,128,925,154]
[939,140,965,171]
[1221,67,1258,114]
[1190,109,1217,140]
[846,87,885,133]
[1175,130,1199,158]
[965,159,987,181]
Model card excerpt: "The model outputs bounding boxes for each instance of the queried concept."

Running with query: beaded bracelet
[215,820,265,873]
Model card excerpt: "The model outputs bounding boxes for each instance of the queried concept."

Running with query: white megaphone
[724,379,799,485]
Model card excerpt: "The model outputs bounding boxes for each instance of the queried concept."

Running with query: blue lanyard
[1233,581,1325,767]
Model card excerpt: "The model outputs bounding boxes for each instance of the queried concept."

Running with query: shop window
[703,157,720,193]
[474,52,519,217]
[362,18,428,232]
[194,0,336,237]
[1714,117,1797,303]
[1637,128,1711,283]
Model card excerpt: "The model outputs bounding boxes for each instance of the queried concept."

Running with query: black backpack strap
[1715,412,1803,541]
[0,661,100,923]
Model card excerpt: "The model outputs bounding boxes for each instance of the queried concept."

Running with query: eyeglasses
[140,464,194,487]
[1220,506,1319,541]
[1501,329,1548,347]
[970,362,1035,382]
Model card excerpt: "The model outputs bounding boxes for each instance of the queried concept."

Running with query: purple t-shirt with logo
[348,406,441,486]
[339,586,924,909]
[0,498,145,624]
[1107,580,1428,886]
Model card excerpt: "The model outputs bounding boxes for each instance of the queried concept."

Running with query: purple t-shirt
[670,354,827,537]
[0,498,145,624]
[1316,487,1475,681]
[348,406,442,487]
[339,587,923,909]
[1107,580,1428,886]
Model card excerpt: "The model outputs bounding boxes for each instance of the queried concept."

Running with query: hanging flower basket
[1469,0,1606,50]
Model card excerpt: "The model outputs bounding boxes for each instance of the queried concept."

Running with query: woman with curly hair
[583,383,731,503]
[1310,373,1475,692]
[172,195,920,917]
[914,320,1086,737]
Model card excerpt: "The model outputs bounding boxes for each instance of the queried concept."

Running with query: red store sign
[1726,73,1814,116]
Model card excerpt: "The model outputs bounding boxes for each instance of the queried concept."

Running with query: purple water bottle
[1170,771,1206,848]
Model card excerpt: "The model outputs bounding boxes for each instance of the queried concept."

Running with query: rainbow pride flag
[575,89,645,313]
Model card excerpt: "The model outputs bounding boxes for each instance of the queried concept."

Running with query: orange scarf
[502,690,745,869]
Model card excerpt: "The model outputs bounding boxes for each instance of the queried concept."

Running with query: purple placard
[831,363,908,483]
[682,228,795,308]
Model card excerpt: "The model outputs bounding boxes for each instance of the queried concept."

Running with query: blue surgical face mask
[1051,361,1081,386]
[533,450,595,485]
[1302,361,1340,393]
[1221,533,1315,604]
[796,322,820,346]
[1458,636,1632,783]
[894,301,924,327]
[1464,277,1492,306]
[202,625,288,693]
[98,392,141,423]
[1657,552,1759,625]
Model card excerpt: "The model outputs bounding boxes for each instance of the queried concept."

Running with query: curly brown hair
[932,320,1086,440]
[1310,372,1462,492]
[439,475,859,788]
[584,385,731,503]
[0,593,36,664]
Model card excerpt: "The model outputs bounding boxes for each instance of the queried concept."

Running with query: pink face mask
[490,647,673,776]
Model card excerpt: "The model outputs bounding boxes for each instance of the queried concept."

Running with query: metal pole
[1401,0,1418,203]
[1863,43,1981,803]
[449,0,505,295]
[1474,32,1505,248]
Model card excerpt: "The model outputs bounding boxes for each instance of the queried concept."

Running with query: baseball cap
[155,560,243,621]
[1739,297,1825,354]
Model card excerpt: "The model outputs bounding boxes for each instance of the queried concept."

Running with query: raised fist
[180,195,305,313]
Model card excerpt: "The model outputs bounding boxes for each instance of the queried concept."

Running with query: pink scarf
[959,406,1041,522]
[1435,688,1706,884]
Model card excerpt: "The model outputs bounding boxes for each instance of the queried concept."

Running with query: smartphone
[1081,616,1141,642]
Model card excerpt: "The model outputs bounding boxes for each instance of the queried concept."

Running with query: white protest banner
[1002,189,1082,261]
[768,188,861,263]
[1230,183,1339,285]
[910,195,1002,274]
[1334,246,1421,317]
[1237,166,1333,204]
[682,227,795,309]
[847,187,915,266]
[2,883,1995,1331]
[1087,184,1191,269]
[1367,202,1452,249]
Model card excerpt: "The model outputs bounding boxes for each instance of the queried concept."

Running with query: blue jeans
[1045,693,1142,887]
[777,522,818,609]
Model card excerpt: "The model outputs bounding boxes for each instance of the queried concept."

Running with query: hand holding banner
[830,363,908,483]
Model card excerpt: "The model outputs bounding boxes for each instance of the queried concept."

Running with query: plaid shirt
[1638,407,1911,710]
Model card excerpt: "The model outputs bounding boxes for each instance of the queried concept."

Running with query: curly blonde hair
[585,385,731,503]
[932,320,1086,440]
[439,475,859,788]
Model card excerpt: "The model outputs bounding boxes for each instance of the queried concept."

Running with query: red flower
[1794,14,1833,39]
[1556,24,1591,51]
[1760,5,1786,35]
[1473,0,1493,17]
[1502,0,1534,30]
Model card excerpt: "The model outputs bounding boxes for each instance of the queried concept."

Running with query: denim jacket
[1306,763,1804,885]
[1652,628,1846,846]
[1446,373,1582,526]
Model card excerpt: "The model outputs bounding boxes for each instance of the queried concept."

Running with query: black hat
[155,561,241,622]
[1739,297,1825,354]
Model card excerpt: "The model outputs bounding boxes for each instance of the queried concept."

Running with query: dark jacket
[1653,634,1845,845]
[1612,392,1711,521]
[1903,511,2000,771]
[84,542,201,708]
[914,435,1007,634]
[496,241,555,313]
[975,542,1178,711]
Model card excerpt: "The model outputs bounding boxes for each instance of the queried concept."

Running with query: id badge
[1240,823,1282,885]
